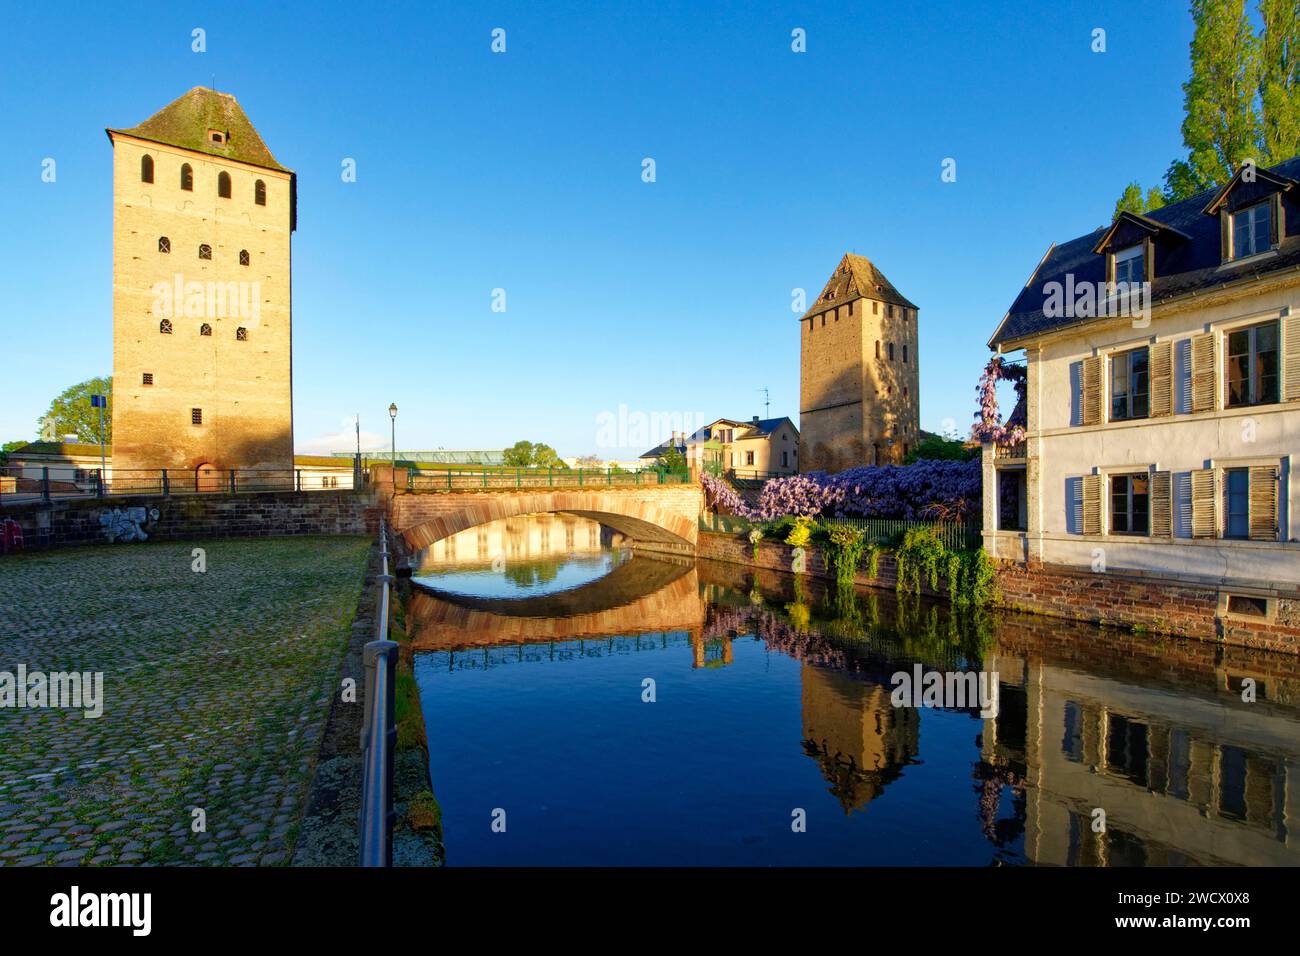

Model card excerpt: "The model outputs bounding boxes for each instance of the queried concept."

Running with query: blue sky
[0,0,1196,458]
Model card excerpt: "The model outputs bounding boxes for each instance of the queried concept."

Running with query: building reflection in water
[408,542,1300,866]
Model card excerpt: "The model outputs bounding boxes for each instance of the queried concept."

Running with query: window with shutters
[1224,468,1250,539]
[1110,473,1150,535]
[1231,202,1271,259]
[1225,321,1280,407]
[1110,347,1150,421]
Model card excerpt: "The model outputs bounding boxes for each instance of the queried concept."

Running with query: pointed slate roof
[801,253,917,320]
[107,87,290,173]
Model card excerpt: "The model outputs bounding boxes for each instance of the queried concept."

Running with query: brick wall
[3,491,379,549]
[996,560,1300,655]
[390,486,703,552]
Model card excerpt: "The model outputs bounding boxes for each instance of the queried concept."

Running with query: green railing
[699,512,982,550]
[407,467,691,492]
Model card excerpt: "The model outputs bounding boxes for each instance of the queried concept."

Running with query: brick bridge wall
[3,490,379,550]
[389,485,704,553]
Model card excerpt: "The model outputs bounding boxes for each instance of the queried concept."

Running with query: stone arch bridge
[387,484,704,558]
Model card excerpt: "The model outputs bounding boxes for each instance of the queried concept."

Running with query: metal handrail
[359,518,398,867]
[406,466,691,492]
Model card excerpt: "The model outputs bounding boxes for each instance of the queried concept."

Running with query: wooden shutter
[1220,210,1231,260]
[1149,341,1173,416]
[1151,471,1172,537]
[1191,468,1217,538]
[1285,315,1300,402]
[1270,193,1282,247]
[1191,333,1216,412]
[1081,356,1102,425]
[1248,465,1279,541]
[1082,474,1102,535]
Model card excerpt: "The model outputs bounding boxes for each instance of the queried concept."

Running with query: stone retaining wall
[3,490,380,550]
[699,530,1300,656]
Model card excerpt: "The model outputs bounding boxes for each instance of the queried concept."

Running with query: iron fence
[0,466,361,504]
[407,467,691,492]
[359,519,397,867]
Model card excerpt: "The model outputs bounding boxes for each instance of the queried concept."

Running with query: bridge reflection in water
[410,525,1300,867]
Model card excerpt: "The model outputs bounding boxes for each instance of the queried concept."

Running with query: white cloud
[298,418,387,455]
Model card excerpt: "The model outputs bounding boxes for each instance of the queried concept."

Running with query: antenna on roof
[758,386,770,419]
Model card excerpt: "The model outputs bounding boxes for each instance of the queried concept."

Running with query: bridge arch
[392,488,701,554]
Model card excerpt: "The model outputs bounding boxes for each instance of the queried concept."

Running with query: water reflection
[410,523,1300,867]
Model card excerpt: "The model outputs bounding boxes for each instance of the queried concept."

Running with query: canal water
[410,514,1300,866]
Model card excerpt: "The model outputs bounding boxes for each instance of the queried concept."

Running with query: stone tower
[106,88,295,484]
[798,253,919,472]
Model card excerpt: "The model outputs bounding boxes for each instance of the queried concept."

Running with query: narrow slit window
[180,163,193,191]
[217,171,232,199]
[140,154,154,183]
[255,179,266,206]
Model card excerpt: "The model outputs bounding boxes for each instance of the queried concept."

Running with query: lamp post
[388,403,397,464]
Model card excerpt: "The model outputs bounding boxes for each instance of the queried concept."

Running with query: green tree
[657,445,687,472]
[1113,182,1168,217]
[904,434,980,464]
[0,439,28,468]
[40,376,112,445]
[1259,0,1300,164]
[502,440,565,468]
[1165,0,1261,199]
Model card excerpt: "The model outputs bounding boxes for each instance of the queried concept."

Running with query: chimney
[752,416,760,425]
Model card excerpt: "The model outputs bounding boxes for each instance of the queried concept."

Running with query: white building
[984,159,1300,633]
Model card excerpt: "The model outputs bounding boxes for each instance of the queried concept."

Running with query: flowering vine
[970,355,1027,446]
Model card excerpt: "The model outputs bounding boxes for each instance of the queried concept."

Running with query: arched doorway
[195,463,221,492]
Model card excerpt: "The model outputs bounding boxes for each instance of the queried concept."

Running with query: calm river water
[410,514,1300,866]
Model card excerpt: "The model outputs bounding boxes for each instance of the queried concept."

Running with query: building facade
[639,416,800,477]
[984,158,1300,638]
[107,88,296,482]
[799,253,920,472]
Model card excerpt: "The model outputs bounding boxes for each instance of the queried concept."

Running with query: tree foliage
[40,376,111,445]
[1115,0,1300,209]
[502,440,564,468]
[903,433,979,464]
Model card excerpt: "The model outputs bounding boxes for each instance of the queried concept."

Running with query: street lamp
[388,403,397,463]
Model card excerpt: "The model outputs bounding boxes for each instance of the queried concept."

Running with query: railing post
[94,469,104,498]
[516,468,521,489]
[162,468,170,497]
[41,467,50,503]
[447,469,452,491]
[296,469,303,492]
[548,465,553,488]
[229,469,237,495]
[578,467,583,487]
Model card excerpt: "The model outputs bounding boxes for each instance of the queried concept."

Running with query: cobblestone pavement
[0,535,369,866]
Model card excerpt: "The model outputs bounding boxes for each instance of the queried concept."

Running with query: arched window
[141,154,154,183]
[235,327,248,341]
[255,180,266,206]
[217,171,231,199]
[159,319,173,334]
[180,163,193,191]
[200,323,212,336]
[158,236,170,253]
[199,244,212,260]
[239,250,250,266]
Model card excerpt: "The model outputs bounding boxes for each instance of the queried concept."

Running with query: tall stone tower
[107,88,295,483]
[798,253,919,473]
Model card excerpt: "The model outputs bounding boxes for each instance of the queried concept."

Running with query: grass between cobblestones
[0,535,370,867]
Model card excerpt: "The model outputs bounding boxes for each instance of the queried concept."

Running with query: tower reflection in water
[408,514,1300,867]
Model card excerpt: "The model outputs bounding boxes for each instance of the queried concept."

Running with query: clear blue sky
[0,0,1195,458]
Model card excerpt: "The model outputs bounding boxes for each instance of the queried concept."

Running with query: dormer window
[208,129,227,145]
[1232,202,1271,259]
[1114,244,1145,286]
